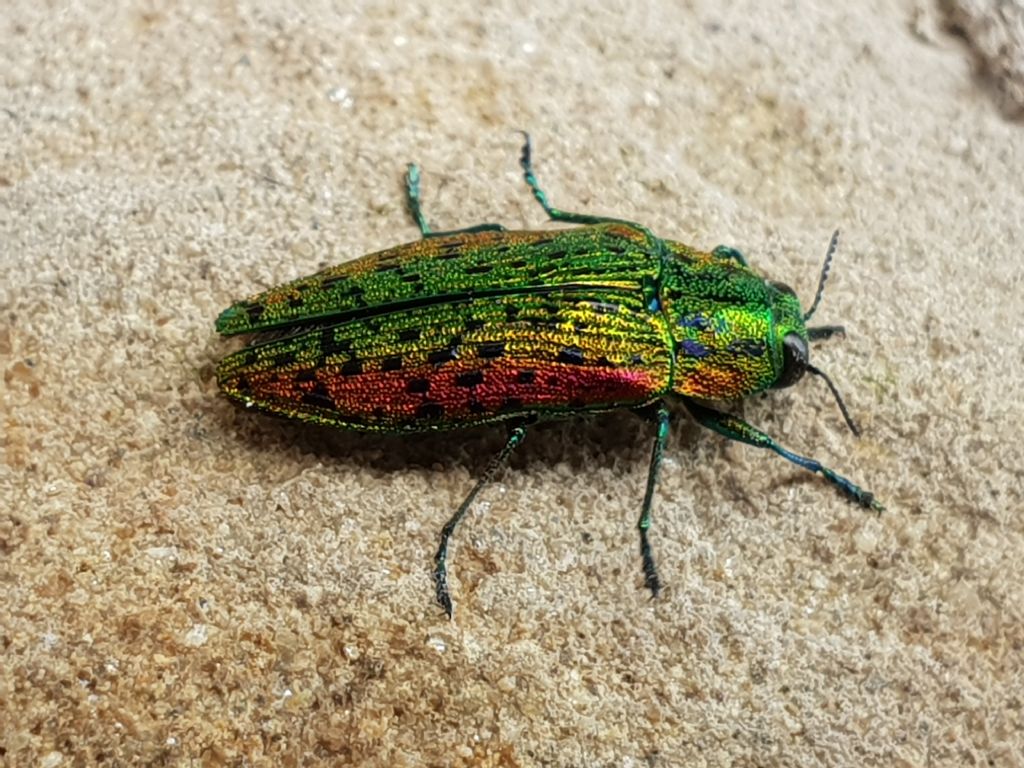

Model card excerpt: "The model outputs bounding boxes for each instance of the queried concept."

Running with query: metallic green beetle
[216,134,882,616]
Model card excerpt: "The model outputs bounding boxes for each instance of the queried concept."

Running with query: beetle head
[768,230,860,436]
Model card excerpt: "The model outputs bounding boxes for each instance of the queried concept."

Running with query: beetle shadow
[216,403,707,492]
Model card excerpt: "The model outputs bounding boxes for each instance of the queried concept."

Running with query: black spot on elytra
[321,275,345,290]
[728,339,766,358]
[246,304,264,322]
[341,359,363,376]
[501,397,523,412]
[428,348,458,365]
[320,328,352,356]
[288,297,304,309]
[517,370,536,385]
[455,370,484,388]
[398,329,421,342]
[541,303,560,315]
[406,378,430,394]
[272,350,297,367]
[465,319,486,332]
[545,249,568,260]
[469,401,487,414]
[504,304,521,320]
[465,264,493,275]
[301,385,335,410]
[508,259,527,268]
[381,355,403,372]
[235,375,251,393]
[373,407,386,418]
[295,369,317,383]
[477,341,505,359]
[595,356,614,368]
[557,347,586,366]
[401,273,422,283]
[416,402,445,420]
[243,350,259,366]
[569,397,586,409]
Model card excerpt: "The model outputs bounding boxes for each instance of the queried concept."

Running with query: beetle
[215,134,882,617]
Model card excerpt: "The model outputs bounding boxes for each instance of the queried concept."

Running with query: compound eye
[776,333,808,388]
[768,280,797,297]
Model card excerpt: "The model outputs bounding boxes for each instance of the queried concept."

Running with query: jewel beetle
[215,134,883,617]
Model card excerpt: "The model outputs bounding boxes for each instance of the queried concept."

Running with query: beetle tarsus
[433,560,455,619]
[640,529,661,599]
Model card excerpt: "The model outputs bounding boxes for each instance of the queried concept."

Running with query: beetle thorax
[659,250,805,401]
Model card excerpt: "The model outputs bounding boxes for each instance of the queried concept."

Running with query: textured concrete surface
[2,1,1022,765]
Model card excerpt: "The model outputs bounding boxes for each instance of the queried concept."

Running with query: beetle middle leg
[404,163,505,239]
[632,401,672,599]
[434,420,530,618]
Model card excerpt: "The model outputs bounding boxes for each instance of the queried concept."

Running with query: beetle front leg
[683,399,883,512]
[433,421,529,618]
[711,245,748,266]
[404,163,505,239]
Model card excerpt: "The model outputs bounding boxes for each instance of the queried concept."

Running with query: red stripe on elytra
[327,363,663,421]
[242,359,665,424]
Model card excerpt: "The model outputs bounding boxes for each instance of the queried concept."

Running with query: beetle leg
[711,245,748,266]
[434,421,530,618]
[518,132,649,229]
[404,163,433,236]
[683,399,884,512]
[807,325,846,342]
[632,402,671,599]
[404,163,505,239]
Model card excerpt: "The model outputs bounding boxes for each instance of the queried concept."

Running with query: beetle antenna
[807,363,860,436]
[803,229,839,322]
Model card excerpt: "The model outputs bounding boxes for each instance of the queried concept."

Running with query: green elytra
[217,134,883,617]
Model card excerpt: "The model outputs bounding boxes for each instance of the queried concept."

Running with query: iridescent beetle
[216,134,882,616]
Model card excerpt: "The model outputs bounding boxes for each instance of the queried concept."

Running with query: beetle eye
[776,333,808,388]
[768,280,797,297]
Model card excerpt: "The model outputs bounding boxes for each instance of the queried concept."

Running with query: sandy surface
[2,0,1023,765]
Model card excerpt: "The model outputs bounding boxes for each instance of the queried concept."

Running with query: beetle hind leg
[404,163,505,239]
[433,421,530,618]
[404,163,433,236]
[518,131,646,230]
